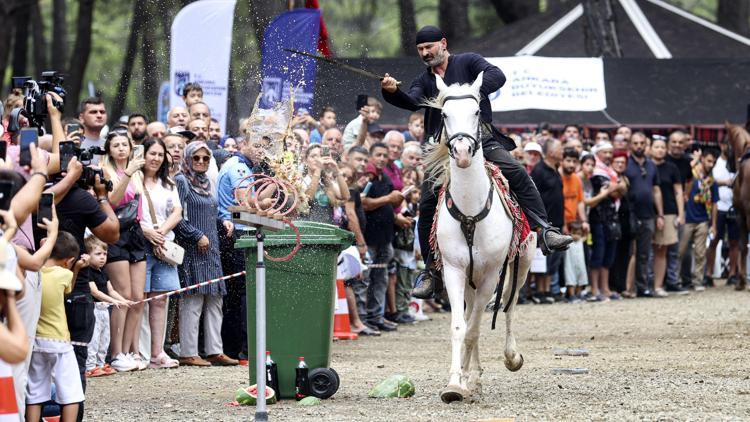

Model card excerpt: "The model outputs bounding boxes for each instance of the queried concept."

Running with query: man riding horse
[381,26,573,299]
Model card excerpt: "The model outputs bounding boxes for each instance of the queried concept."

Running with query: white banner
[170,0,236,132]
[487,57,606,112]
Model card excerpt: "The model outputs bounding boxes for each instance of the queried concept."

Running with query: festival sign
[169,0,236,130]
[259,9,321,112]
[487,56,607,112]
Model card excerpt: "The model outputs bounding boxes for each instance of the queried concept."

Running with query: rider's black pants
[417,141,549,268]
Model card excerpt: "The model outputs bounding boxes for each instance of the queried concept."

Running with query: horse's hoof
[504,353,524,372]
[440,386,467,404]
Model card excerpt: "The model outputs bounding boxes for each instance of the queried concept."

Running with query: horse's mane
[421,83,480,188]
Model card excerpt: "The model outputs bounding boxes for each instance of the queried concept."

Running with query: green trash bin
[235,221,354,399]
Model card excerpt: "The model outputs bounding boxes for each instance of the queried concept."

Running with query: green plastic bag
[368,374,415,398]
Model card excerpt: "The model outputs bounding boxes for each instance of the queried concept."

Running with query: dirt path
[85,285,750,421]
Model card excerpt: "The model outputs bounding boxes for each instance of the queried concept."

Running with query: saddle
[429,162,531,274]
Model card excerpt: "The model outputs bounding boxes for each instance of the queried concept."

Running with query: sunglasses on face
[192,155,210,163]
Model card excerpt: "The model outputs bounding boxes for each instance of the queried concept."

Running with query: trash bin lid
[235,221,354,248]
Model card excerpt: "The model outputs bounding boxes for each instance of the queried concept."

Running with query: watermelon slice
[235,384,277,405]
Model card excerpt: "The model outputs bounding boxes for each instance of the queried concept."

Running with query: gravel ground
[86,284,750,421]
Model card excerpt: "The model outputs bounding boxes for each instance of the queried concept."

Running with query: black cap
[416,26,445,45]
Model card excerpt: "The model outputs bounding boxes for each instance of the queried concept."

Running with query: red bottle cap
[266,351,270,356]
[299,356,305,360]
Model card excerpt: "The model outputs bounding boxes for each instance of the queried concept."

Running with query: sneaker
[530,294,542,305]
[609,292,622,300]
[149,352,179,369]
[111,353,138,372]
[654,288,669,298]
[393,312,416,324]
[726,274,739,286]
[703,276,714,287]
[693,285,706,292]
[128,353,149,371]
[567,296,582,304]
[665,285,689,295]
[543,293,555,304]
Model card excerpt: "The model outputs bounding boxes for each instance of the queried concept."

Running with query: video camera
[11,71,66,133]
[79,167,112,192]
[57,143,113,192]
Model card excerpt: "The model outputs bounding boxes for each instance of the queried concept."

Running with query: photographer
[79,97,108,163]
[302,144,350,224]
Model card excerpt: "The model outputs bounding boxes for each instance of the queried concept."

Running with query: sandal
[352,326,381,336]
[149,352,179,369]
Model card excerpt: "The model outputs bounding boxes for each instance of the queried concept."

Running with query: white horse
[426,72,536,403]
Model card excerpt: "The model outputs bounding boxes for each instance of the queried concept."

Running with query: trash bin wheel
[328,367,340,386]
[308,368,340,399]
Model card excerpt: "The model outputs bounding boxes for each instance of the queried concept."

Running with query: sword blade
[283,49,400,85]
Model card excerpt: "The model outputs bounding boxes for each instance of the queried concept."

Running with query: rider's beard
[423,49,446,67]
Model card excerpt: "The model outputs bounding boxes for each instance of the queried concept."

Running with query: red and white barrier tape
[106,271,247,307]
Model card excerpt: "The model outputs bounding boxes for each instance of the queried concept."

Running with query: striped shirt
[174,175,226,296]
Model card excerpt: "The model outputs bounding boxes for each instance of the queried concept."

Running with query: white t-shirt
[140,181,182,241]
[712,156,735,212]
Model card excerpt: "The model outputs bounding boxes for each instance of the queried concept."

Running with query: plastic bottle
[265,351,280,395]
[295,356,309,401]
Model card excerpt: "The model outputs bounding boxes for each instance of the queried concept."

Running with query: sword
[283,48,401,86]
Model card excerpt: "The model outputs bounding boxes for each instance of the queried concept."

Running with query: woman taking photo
[302,144,349,223]
[101,129,147,372]
[174,142,238,366]
[139,138,183,369]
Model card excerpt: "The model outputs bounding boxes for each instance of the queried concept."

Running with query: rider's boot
[482,143,573,254]
[412,263,443,299]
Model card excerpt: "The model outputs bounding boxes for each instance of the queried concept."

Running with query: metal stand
[229,208,284,422]
[254,228,268,422]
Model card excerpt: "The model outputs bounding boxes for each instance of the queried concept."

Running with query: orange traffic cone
[333,279,358,341]
[0,360,19,421]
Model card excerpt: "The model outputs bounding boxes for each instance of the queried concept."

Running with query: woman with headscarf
[173,141,238,367]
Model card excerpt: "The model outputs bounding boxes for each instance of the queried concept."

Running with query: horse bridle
[438,94,482,159]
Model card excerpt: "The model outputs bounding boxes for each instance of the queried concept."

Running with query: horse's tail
[423,136,450,188]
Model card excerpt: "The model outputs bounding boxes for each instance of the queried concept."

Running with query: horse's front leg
[464,271,496,398]
[441,264,469,403]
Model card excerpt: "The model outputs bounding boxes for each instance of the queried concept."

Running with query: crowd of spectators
[0,80,745,420]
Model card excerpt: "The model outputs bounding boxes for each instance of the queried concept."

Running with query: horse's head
[725,121,750,173]
[436,72,483,169]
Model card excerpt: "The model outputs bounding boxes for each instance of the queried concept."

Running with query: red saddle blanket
[430,162,532,271]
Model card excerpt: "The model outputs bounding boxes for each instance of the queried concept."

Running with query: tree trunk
[31,0,48,76]
[11,2,30,78]
[489,0,539,24]
[51,0,67,71]
[141,2,158,120]
[439,0,470,44]
[717,0,750,36]
[67,0,96,116]
[248,0,287,49]
[109,0,146,125]
[398,0,417,56]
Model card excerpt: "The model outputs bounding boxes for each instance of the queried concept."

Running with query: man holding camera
[79,97,108,163]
